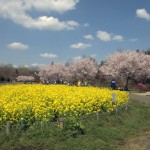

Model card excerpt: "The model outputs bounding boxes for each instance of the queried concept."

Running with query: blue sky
[0,0,150,68]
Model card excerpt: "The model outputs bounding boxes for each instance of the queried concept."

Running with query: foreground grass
[0,99,150,150]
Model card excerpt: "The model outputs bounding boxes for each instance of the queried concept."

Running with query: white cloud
[22,16,79,30]
[83,23,89,27]
[13,65,18,68]
[73,56,82,61]
[90,54,96,58]
[136,8,150,21]
[0,0,80,30]
[26,0,80,13]
[40,53,58,58]
[24,65,28,68]
[129,38,139,42]
[31,63,46,68]
[7,42,28,49]
[18,65,28,68]
[73,54,96,61]
[65,20,79,30]
[96,31,111,42]
[70,42,91,49]
[112,35,123,41]
[83,34,94,40]
[96,30,124,42]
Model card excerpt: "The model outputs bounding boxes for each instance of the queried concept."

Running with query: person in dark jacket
[110,79,117,90]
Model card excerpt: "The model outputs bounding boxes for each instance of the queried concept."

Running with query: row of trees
[38,57,97,83]
[1,50,150,88]
[38,51,150,88]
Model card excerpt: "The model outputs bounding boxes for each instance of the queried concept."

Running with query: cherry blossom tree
[68,57,97,82]
[16,75,35,82]
[100,51,150,88]
[38,63,69,82]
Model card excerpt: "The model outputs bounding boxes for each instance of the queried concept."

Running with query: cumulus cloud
[70,42,91,49]
[136,8,150,21]
[112,35,123,41]
[96,31,111,42]
[7,42,28,49]
[40,53,58,58]
[26,0,79,13]
[13,65,18,68]
[83,34,94,40]
[73,54,96,61]
[31,63,46,68]
[22,16,79,30]
[0,0,79,30]
[96,30,124,42]
[73,56,82,61]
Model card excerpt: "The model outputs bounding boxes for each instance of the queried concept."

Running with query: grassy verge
[0,99,150,150]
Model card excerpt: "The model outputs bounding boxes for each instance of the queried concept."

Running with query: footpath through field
[129,92,150,103]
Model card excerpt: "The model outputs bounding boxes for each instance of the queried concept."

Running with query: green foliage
[63,116,86,138]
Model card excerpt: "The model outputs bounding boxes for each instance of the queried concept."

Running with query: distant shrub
[137,83,147,91]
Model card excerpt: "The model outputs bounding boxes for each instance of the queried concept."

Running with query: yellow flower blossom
[0,84,128,124]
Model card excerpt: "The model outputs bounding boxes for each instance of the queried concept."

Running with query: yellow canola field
[0,84,128,124]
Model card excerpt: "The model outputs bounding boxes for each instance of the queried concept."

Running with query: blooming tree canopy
[68,57,97,81]
[100,51,150,81]
[16,75,35,82]
[38,63,68,81]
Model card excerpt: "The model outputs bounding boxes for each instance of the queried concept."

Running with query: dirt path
[129,93,150,103]
[118,92,150,150]
[118,131,150,150]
